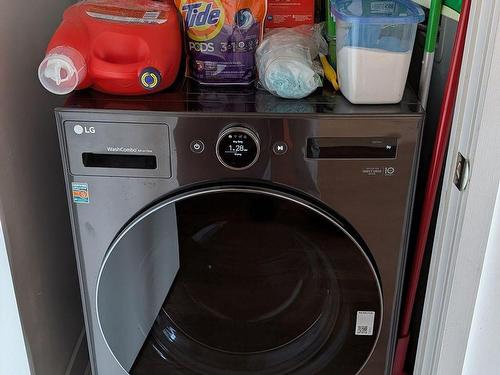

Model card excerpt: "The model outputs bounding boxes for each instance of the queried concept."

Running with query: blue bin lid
[332,0,425,24]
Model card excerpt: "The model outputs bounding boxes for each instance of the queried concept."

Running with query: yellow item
[320,53,340,91]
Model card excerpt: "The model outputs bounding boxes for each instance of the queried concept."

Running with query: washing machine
[56,83,424,375]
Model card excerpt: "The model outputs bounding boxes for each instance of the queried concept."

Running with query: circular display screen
[216,127,260,170]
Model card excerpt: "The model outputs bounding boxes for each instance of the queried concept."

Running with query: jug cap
[38,47,87,95]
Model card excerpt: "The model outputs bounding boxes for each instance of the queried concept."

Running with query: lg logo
[74,125,96,135]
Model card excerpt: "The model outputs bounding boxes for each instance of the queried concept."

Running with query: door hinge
[453,152,471,191]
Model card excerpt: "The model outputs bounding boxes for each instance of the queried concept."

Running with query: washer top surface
[60,79,423,116]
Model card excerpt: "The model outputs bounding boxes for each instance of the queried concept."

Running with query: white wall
[0,221,31,375]
[462,184,500,374]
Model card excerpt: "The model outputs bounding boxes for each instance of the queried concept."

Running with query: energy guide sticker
[355,311,375,336]
[72,182,90,204]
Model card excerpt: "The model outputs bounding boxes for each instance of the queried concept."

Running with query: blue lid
[332,0,425,24]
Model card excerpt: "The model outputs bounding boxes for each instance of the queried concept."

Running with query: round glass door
[97,185,382,375]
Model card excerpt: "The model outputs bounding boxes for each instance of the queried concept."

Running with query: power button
[190,140,205,154]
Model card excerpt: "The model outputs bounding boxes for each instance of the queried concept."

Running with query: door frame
[414,1,500,374]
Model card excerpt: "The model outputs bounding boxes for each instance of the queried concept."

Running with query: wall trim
[414,1,500,374]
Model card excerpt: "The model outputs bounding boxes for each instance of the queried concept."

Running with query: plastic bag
[256,25,327,99]
[175,0,267,85]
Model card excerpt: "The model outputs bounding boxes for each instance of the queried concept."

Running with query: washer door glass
[97,186,382,375]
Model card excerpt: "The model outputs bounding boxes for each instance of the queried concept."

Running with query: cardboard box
[265,0,315,29]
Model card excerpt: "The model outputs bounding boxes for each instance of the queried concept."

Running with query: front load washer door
[97,185,382,375]
[96,203,180,372]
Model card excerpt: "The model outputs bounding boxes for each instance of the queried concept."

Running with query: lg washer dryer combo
[56,83,424,375]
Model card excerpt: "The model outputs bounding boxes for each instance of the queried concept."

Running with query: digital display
[217,127,259,170]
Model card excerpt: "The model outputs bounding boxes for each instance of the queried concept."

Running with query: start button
[273,141,288,155]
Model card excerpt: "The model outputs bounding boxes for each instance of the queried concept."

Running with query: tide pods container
[332,0,424,104]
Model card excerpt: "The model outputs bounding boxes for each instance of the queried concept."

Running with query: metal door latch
[453,152,471,191]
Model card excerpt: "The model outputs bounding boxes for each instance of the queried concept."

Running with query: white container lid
[332,0,425,24]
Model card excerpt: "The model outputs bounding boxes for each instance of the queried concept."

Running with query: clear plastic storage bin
[332,0,424,104]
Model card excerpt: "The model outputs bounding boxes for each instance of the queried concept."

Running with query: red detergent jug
[38,0,182,95]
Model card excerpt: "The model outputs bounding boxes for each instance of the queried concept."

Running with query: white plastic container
[332,0,424,104]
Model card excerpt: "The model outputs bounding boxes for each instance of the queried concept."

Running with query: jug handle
[90,58,148,80]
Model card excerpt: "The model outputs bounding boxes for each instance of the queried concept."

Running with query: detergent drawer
[63,120,171,178]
